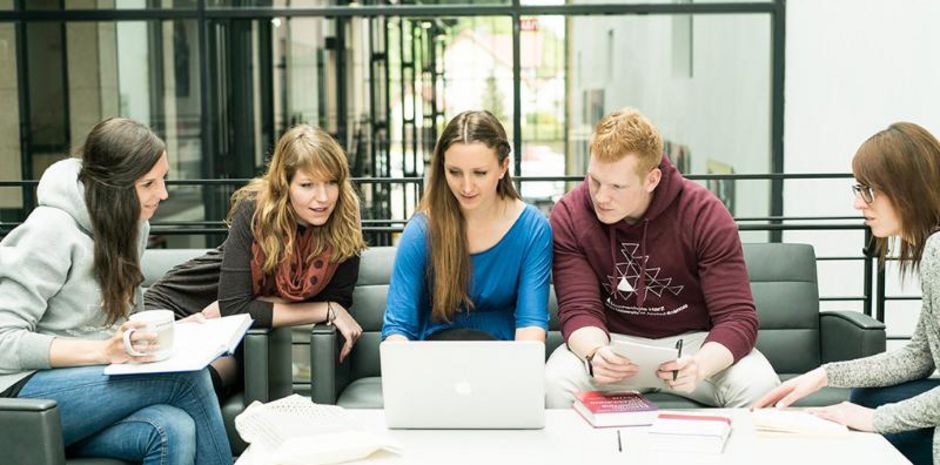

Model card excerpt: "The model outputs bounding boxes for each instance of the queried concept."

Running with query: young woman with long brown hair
[0,117,232,464]
[754,122,940,465]
[144,125,367,394]
[382,110,551,342]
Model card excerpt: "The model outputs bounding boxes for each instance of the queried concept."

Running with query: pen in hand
[673,339,684,381]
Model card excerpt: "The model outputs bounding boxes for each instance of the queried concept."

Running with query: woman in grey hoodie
[0,118,232,465]
[754,122,940,465]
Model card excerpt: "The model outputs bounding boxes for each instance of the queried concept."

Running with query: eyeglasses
[851,183,875,204]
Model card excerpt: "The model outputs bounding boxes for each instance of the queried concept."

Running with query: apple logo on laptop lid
[454,381,473,396]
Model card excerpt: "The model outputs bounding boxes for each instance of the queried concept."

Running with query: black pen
[617,430,623,453]
[673,339,684,381]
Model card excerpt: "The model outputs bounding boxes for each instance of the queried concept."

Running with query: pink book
[572,391,658,428]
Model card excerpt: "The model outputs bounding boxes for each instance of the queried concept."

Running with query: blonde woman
[382,110,551,342]
[145,125,367,393]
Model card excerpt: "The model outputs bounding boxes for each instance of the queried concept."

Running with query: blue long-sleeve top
[382,204,552,341]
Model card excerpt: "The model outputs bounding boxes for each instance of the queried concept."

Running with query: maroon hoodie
[550,157,758,362]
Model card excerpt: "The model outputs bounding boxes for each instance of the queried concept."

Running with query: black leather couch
[310,243,887,409]
[0,249,293,465]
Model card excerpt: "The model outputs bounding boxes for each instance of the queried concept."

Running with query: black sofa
[310,243,887,409]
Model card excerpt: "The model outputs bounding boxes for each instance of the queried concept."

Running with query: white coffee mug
[124,309,175,361]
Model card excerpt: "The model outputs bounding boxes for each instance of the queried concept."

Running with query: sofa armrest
[0,398,66,465]
[310,324,341,404]
[243,327,293,403]
[820,310,887,364]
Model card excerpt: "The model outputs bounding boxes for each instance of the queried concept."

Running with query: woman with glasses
[381,110,551,342]
[753,122,940,465]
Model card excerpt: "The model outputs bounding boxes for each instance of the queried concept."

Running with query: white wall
[784,0,940,343]
[568,13,772,241]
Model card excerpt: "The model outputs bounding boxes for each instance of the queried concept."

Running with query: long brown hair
[229,125,366,273]
[419,110,520,322]
[853,122,940,275]
[78,117,166,325]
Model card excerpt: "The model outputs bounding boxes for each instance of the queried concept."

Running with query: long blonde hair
[229,125,366,273]
[419,110,519,322]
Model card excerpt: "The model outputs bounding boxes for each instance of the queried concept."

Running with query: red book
[572,391,658,428]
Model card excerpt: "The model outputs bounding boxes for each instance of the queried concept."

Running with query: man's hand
[590,346,638,384]
[657,341,732,393]
[808,402,875,432]
[657,356,701,392]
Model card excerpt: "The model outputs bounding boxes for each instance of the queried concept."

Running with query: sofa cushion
[744,244,822,374]
[140,249,212,288]
[323,242,880,412]
[337,377,384,409]
[221,393,247,454]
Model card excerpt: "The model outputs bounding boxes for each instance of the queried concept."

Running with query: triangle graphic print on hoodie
[604,241,685,315]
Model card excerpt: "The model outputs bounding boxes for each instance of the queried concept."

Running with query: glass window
[208,0,511,7]
[65,0,198,9]
[209,0,332,6]
[522,0,770,5]
[560,13,773,240]
[0,23,21,221]
[518,15,565,213]
[18,19,203,245]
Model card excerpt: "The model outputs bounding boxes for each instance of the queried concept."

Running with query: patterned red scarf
[250,227,339,301]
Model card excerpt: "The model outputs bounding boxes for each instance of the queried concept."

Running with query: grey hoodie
[0,158,149,393]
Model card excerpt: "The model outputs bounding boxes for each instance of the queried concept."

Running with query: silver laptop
[380,340,545,429]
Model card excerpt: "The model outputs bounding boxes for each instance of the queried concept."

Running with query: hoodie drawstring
[636,219,650,307]
[608,225,618,293]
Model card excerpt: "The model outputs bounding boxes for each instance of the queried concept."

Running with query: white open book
[105,314,253,375]
[610,339,680,388]
[751,409,849,436]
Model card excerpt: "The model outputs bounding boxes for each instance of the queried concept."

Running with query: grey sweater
[825,231,940,465]
[0,158,149,394]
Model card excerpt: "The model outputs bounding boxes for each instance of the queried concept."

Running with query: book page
[751,409,849,436]
[610,339,679,388]
[104,314,252,375]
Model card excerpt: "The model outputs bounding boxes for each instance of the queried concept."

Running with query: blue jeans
[851,378,939,465]
[18,366,232,465]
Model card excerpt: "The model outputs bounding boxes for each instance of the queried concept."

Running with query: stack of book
[572,390,658,428]
[647,413,733,454]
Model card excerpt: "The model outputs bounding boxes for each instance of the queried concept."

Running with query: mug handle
[122,327,147,357]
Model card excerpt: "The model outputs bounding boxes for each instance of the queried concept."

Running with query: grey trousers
[544,331,781,408]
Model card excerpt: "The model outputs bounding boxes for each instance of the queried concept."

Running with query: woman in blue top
[382,110,551,342]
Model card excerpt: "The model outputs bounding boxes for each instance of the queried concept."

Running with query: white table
[235,409,911,465]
